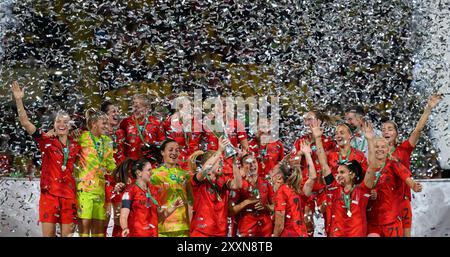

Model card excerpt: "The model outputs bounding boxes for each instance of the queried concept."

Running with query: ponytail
[279,162,303,194]
[113,158,150,182]
[85,107,106,130]
[113,158,133,183]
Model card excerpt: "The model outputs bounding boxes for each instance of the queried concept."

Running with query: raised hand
[310,118,323,138]
[426,94,443,110]
[218,136,230,152]
[363,121,375,140]
[300,140,312,155]
[11,81,25,100]
[45,129,57,138]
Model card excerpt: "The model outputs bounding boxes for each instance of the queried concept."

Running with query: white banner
[1,178,449,237]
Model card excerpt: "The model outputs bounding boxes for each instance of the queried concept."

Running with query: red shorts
[367,219,403,237]
[400,199,412,229]
[237,214,273,237]
[39,192,77,224]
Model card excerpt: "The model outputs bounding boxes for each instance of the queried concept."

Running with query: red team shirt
[367,159,411,226]
[391,140,414,199]
[292,135,336,210]
[323,147,367,235]
[325,176,371,237]
[119,115,165,161]
[230,177,274,237]
[106,127,126,204]
[190,174,231,237]
[248,139,284,179]
[326,148,368,177]
[203,119,247,175]
[122,183,161,237]
[274,184,308,237]
[162,116,202,171]
[33,129,81,199]
[111,128,126,164]
[390,140,415,229]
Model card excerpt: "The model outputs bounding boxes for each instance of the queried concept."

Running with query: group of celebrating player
[10,81,443,237]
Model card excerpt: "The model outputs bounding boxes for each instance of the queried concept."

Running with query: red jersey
[391,140,414,199]
[105,128,126,203]
[110,127,126,165]
[190,174,231,237]
[326,177,371,237]
[119,115,165,161]
[231,176,274,216]
[367,159,411,226]
[32,129,81,199]
[327,147,368,177]
[292,135,336,192]
[121,183,161,237]
[274,184,308,237]
[162,115,202,171]
[248,138,284,179]
[203,118,247,175]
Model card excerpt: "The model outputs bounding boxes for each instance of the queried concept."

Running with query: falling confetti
[0,0,449,237]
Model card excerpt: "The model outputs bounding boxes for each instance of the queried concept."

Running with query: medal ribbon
[89,131,105,164]
[59,136,70,170]
[180,117,191,146]
[135,181,159,206]
[354,136,366,151]
[112,128,118,149]
[373,163,386,188]
[342,186,355,217]
[135,117,149,143]
[339,148,352,164]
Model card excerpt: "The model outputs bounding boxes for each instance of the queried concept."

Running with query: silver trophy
[224,141,238,159]
[207,118,238,159]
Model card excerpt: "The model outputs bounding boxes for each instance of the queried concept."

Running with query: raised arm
[310,119,332,178]
[362,122,377,189]
[228,156,243,190]
[300,141,317,197]
[194,137,226,182]
[409,94,443,147]
[11,81,36,135]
